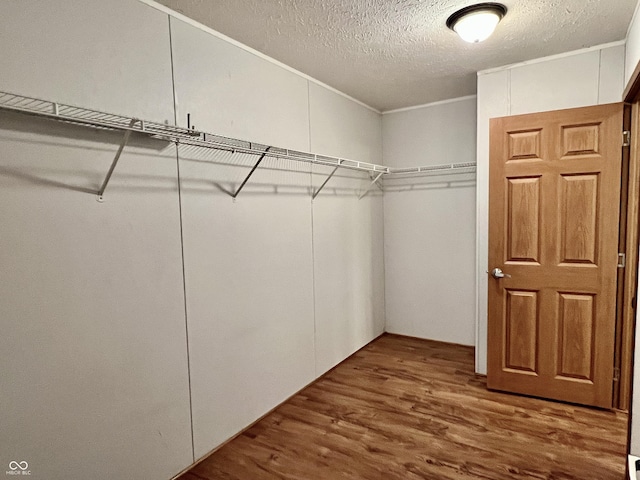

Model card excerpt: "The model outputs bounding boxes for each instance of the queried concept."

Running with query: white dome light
[447,3,507,44]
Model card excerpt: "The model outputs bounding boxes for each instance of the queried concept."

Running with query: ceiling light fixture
[446,3,507,43]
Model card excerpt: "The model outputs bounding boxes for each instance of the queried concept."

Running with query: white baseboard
[629,455,640,480]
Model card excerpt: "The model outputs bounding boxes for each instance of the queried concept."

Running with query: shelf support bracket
[232,147,271,199]
[97,118,138,198]
[312,162,341,200]
[358,172,384,200]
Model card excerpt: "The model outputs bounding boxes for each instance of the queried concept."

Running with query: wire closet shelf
[0,91,477,198]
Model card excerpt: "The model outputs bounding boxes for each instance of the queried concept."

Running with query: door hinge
[623,130,631,147]
[618,253,626,268]
[614,367,621,382]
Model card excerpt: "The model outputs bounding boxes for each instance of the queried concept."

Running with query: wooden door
[487,103,624,408]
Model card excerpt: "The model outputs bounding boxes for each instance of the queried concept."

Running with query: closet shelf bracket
[358,172,384,200]
[231,147,271,199]
[97,118,139,199]
[312,161,342,200]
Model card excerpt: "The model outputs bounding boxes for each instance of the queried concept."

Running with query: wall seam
[380,113,388,333]
[597,49,602,104]
[169,14,196,463]
[508,69,512,116]
[380,191,387,335]
[621,40,628,92]
[624,41,628,93]
[474,132,481,371]
[307,79,318,376]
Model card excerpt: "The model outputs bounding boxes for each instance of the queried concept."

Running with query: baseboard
[628,454,640,480]
[383,330,476,350]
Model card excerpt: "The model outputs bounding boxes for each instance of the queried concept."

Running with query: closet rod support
[97,118,138,198]
[358,172,384,200]
[232,147,271,199]
[312,162,341,200]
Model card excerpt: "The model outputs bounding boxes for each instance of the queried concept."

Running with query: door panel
[488,103,623,408]
[504,290,539,373]
[559,174,599,264]
[557,292,595,381]
[509,129,542,160]
[507,177,541,262]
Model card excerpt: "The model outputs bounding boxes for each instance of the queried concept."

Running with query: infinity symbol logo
[8,461,28,471]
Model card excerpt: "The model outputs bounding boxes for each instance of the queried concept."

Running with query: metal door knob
[491,268,511,279]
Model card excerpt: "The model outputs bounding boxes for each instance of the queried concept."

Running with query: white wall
[170,16,384,459]
[309,83,386,375]
[170,16,316,460]
[4,0,630,476]
[0,0,175,122]
[626,0,640,86]
[475,42,626,374]
[170,17,310,150]
[382,97,477,346]
[0,2,192,479]
[0,1,385,478]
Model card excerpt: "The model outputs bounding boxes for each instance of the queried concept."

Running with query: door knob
[491,268,511,279]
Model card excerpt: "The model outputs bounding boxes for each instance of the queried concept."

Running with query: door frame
[615,102,637,412]
[623,62,640,458]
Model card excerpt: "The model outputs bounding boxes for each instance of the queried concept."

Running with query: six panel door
[487,103,624,408]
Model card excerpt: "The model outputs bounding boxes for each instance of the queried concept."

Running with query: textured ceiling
[155,0,638,111]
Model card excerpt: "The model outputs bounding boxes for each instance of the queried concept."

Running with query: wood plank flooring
[177,334,628,480]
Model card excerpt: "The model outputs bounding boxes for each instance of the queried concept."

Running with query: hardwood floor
[177,334,628,480]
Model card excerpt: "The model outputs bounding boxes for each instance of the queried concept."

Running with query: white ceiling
[155,0,638,112]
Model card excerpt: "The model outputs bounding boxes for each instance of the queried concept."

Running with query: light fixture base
[447,3,507,43]
[446,3,507,30]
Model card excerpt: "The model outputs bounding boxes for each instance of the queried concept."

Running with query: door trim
[623,60,640,463]
[624,60,640,103]
[615,104,638,412]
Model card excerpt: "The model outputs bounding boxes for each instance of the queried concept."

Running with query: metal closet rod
[0,90,476,199]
